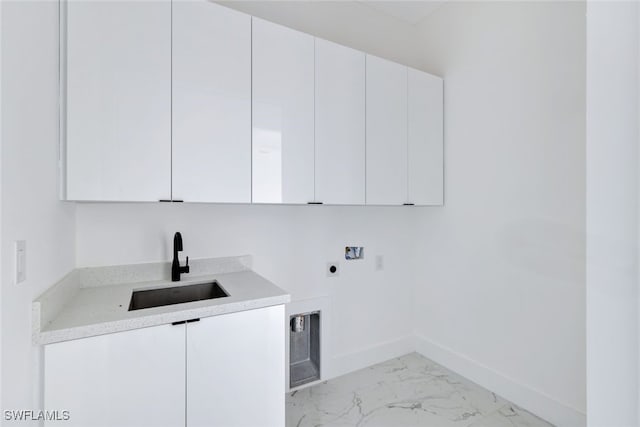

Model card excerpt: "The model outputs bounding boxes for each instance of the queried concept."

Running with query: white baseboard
[329,335,415,380]
[414,334,586,427]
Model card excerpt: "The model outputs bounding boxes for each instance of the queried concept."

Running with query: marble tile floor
[286,353,553,427]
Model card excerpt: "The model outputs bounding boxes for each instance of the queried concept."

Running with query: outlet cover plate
[16,240,26,284]
[327,262,339,277]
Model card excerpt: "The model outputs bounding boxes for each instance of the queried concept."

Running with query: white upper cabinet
[315,39,366,205]
[365,55,408,205]
[408,68,444,206]
[62,3,443,206]
[64,1,171,201]
[172,1,251,203]
[252,18,315,204]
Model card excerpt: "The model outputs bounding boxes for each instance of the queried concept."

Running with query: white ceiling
[359,1,445,26]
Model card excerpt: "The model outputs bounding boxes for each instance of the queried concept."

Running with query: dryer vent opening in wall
[290,311,321,388]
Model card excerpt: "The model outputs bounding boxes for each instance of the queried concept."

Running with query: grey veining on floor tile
[286,353,553,427]
[467,404,553,427]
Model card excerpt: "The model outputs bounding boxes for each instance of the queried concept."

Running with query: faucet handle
[185,256,189,266]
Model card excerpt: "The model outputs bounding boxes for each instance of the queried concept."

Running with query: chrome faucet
[172,232,190,282]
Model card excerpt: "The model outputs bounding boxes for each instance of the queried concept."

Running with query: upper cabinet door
[365,55,408,205]
[252,19,315,204]
[64,1,171,201]
[172,2,251,203]
[315,39,366,205]
[408,68,444,206]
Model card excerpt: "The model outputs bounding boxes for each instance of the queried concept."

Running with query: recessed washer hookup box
[289,311,320,388]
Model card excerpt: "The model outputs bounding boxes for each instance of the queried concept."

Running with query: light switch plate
[16,240,26,284]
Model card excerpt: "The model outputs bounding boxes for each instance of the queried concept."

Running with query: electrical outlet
[327,262,339,277]
[16,240,26,284]
[375,255,384,271]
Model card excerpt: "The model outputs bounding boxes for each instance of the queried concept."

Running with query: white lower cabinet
[187,305,285,427]
[44,324,185,427]
[44,305,285,427]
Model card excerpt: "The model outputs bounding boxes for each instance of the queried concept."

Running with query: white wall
[217,1,422,70]
[0,0,3,412]
[412,2,586,426]
[1,0,76,420]
[74,1,425,379]
[76,204,418,376]
[586,2,639,426]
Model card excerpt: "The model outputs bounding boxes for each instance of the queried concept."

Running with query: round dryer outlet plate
[327,262,339,277]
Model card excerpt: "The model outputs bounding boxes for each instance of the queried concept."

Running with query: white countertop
[33,256,290,345]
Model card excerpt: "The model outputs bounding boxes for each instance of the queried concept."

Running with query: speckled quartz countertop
[33,256,290,345]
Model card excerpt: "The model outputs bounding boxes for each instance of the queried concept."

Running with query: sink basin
[128,281,228,311]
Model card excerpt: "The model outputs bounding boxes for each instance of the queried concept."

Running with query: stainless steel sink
[128,281,228,311]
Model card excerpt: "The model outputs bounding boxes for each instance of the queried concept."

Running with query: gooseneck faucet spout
[172,232,190,282]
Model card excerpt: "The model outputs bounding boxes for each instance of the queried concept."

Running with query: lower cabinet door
[186,305,285,427]
[44,324,186,427]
